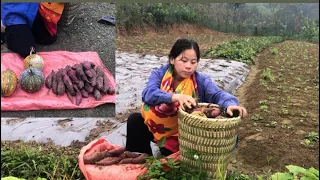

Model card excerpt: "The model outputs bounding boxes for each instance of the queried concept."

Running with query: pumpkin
[1,69,18,97]
[23,47,44,70]
[20,68,45,93]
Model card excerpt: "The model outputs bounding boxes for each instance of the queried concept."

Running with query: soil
[1,2,115,117]
[231,40,319,176]
[116,23,242,58]
[116,24,320,176]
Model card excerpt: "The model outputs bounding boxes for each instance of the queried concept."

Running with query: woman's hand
[226,106,248,118]
[171,94,197,110]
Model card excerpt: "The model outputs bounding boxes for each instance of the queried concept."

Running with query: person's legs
[126,113,154,155]
[5,24,36,58]
[31,13,57,45]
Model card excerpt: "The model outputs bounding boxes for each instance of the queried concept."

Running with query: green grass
[203,36,285,64]
[1,142,83,180]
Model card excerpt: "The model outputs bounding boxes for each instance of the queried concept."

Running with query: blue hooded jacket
[1,3,40,28]
[142,64,239,110]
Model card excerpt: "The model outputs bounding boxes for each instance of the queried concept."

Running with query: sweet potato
[72,63,82,71]
[132,153,149,164]
[188,107,222,118]
[204,107,221,118]
[73,84,82,105]
[215,115,225,119]
[57,82,66,95]
[80,89,89,98]
[63,74,75,96]
[95,157,122,166]
[45,70,55,89]
[191,111,207,118]
[124,151,140,158]
[73,84,80,92]
[95,65,104,77]
[118,153,127,159]
[89,76,97,87]
[96,76,104,91]
[52,73,58,95]
[66,91,75,104]
[67,69,79,84]
[93,89,101,101]
[73,63,89,82]
[102,74,115,94]
[119,158,133,164]
[108,147,125,156]
[84,82,94,93]
[90,62,96,69]
[65,65,71,71]
[77,80,84,89]
[56,71,65,96]
[82,61,93,70]
[85,69,95,78]
[61,67,68,76]
[75,91,82,106]
[83,151,108,164]
[107,87,116,95]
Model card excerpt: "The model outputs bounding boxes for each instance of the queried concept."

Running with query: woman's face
[170,48,198,80]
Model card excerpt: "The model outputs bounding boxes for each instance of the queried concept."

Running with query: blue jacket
[142,64,239,110]
[1,3,40,28]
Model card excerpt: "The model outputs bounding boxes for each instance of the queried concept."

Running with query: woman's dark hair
[168,38,200,62]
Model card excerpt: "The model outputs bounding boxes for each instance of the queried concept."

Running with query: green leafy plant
[1,142,82,180]
[139,137,207,180]
[279,106,290,115]
[251,114,263,121]
[204,36,284,64]
[259,105,269,112]
[266,156,273,166]
[300,18,319,43]
[306,131,319,142]
[226,171,256,180]
[261,68,275,83]
[272,48,279,55]
[271,165,319,180]
[259,80,268,88]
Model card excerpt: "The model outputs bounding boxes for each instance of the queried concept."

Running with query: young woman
[125,38,247,156]
[1,2,64,58]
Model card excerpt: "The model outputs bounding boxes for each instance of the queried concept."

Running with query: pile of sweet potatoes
[185,104,225,119]
[83,147,149,166]
[45,61,115,106]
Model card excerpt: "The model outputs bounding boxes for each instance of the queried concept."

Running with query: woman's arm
[141,67,173,105]
[203,76,239,110]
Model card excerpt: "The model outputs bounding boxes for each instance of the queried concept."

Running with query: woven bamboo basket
[59,2,82,27]
[178,103,241,179]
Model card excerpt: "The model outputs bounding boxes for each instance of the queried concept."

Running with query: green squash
[20,68,44,93]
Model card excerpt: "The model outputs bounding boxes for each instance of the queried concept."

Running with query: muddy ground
[1,2,115,117]
[116,25,319,176]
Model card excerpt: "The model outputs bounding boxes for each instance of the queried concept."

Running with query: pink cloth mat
[1,51,116,111]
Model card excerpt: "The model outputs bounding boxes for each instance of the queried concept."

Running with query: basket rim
[179,103,241,122]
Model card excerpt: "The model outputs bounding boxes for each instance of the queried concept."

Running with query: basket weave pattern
[178,103,241,178]
[59,3,81,27]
